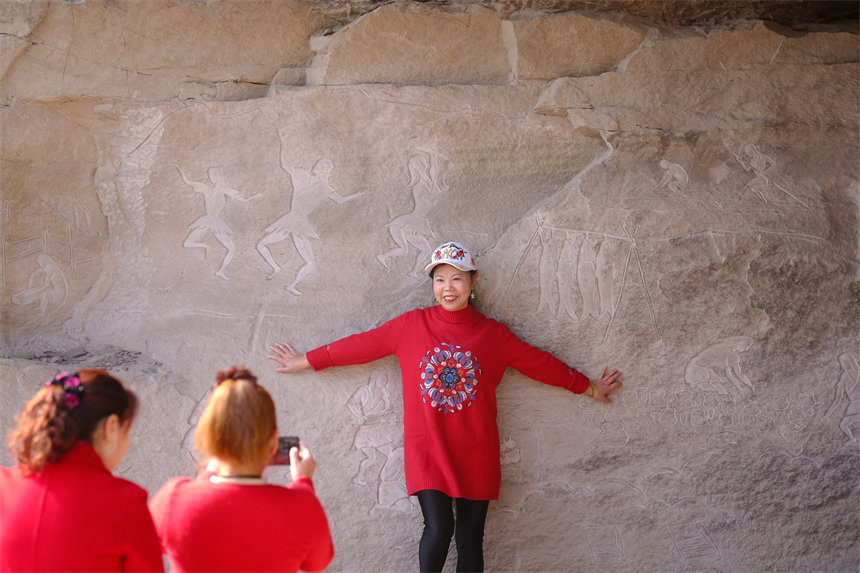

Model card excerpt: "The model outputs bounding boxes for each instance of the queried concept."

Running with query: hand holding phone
[272,436,300,465]
[289,442,316,482]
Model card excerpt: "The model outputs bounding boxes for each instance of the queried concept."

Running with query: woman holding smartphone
[149,366,334,573]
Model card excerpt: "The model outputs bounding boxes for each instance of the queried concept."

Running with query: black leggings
[416,489,490,573]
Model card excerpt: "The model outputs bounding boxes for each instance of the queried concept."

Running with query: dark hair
[429,266,477,280]
[8,369,139,475]
[195,366,276,467]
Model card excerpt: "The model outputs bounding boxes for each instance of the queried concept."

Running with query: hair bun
[215,366,257,386]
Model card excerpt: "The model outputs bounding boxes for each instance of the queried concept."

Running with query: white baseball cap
[425,241,476,274]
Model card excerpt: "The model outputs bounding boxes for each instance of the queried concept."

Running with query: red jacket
[149,474,333,573]
[0,442,163,572]
[307,304,589,500]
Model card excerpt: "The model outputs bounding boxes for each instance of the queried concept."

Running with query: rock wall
[1,1,858,571]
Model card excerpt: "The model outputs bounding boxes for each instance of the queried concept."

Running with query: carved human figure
[825,353,860,442]
[257,135,363,294]
[684,337,755,399]
[377,151,448,276]
[731,143,776,202]
[738,143,775,175]
[656,159,689,193]
[175,165,260,281]
[346,374,411,512]
[11,254,67,314]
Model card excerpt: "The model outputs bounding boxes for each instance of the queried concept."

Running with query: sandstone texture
[1,1,858,572]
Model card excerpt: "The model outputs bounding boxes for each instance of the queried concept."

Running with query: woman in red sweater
[268,240,622,572]
[0,369,163,572]
[149,366,334,573]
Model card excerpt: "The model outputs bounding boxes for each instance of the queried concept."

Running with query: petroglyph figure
[684,337,755,399]
[777,391,816,454]
[175,164,260,281]
[377,151,448,276]
[10,253,67,314]
[655,159,689,193]
[736,143,775,176]
[825,353,860,442]
[347,373,411,513]
[727,142,808,207]
[257,134,363,294]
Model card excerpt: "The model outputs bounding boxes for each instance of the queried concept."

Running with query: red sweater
[307,304,589,500]
[149,474,333,573]
[0,442,163,572]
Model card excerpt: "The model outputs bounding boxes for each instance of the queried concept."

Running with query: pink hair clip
[45,372,85,408]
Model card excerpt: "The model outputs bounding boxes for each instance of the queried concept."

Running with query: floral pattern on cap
[425,241,476,274]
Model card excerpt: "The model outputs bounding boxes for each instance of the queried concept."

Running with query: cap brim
[425,261,475,274]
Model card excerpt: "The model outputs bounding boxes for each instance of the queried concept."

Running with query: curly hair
[7,369,138,475]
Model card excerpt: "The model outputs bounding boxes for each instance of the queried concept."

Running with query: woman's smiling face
[432,264,477,312]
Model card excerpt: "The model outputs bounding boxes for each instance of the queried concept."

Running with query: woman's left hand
[590,367,622,403]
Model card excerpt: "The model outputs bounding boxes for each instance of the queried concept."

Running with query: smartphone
[272,436,300,465]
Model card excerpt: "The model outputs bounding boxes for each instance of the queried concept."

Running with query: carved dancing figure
[377,151,448,276]
[346,373,412,513]
[257,134,363,294]
[175,165,260,281]
[825,353,860,442]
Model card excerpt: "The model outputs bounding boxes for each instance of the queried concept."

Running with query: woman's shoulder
[0,464,19,479]
[0,465,24,490]
[152,475,196,500]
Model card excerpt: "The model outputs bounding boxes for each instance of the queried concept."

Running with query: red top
[149,474,333,573]
[307,304,589,500]
[0,442,163,572]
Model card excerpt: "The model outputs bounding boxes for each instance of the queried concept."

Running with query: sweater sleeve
[500,323,590,394]
[306,313,408,371]
[121,486,166,572]
[289,478,335,573]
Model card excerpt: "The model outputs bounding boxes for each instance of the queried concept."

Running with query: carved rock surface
[1,1,858,572]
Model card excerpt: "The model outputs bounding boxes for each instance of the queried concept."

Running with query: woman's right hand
[290,443,317,481]
[268,343,310,373]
